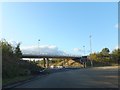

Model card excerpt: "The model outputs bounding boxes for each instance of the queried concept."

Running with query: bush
[2,39,43,79]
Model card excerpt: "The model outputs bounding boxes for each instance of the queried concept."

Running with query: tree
[14,43,22,58]
[89,53,97,61]
[111,48,120,63]
[1,39,13,55]
[101,48,110,55]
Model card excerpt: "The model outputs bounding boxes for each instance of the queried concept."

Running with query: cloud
[8,40,20,47]
[1,39,21,47]
[115,23,120,29]
[115,45,120,49]
[21,45,68,56]
[73,48,81,52]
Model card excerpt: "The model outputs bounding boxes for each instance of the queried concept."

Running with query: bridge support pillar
[46,58,49,68]
[43,58,46,68]
[83,62,86,68]
[83,58,87,68]
[63,59,65,67]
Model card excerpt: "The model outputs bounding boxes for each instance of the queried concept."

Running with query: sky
[0,0,119,2]
[1,2,118,56]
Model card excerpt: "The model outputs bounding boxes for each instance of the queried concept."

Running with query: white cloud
[115,45,120,49]
[8,41,20,47]
[73,48,81,52]
[115,23,120,29]
[115,24,118,29]
[21,45,68,56]
[1,39,21,47]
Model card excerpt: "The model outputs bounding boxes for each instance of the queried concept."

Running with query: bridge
[22,54,82,59]
[22,54,88,68]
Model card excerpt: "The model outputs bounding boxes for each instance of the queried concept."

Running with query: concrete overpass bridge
[22,54,88,68]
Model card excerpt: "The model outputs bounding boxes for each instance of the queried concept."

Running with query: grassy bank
[2,68,51,87]
[2,75,34,86]
[86,60,118,67]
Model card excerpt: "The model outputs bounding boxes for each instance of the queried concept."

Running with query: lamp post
[38,39,40,55]
[83,45,86,68]
[83,46,85,56]
[89,35,93,67]
[89,35,92,54]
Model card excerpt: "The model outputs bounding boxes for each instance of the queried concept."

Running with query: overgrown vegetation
[87,48,119,67]
[2,39,119,85]
[2,39,44,85]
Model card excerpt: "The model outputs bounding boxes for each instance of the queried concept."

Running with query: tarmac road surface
[13,66,118,88]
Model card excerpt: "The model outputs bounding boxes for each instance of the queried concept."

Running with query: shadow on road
[48,68,81,74]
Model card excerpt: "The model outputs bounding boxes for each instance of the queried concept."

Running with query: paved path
[14,66,118,88]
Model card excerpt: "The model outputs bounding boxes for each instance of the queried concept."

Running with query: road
[14,66,118,88]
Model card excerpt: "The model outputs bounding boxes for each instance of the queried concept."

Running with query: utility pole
[89,35,93,67]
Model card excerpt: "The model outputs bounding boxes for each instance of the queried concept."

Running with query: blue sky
[1,2,118,55]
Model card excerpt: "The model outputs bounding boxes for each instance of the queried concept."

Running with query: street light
[89,35,92,54]
[83,46,85,56]
[83,45,86,68]
[89,35,93,67]
[38,39,40,55]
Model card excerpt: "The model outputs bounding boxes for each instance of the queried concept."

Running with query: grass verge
[2,69,51,87]
[2,75,34,86]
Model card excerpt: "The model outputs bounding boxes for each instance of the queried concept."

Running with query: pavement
[3,66,119,88]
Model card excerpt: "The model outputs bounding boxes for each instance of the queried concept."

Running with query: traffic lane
[48,68,80,73]
[15,66,118,88]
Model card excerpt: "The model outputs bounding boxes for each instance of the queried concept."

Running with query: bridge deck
[22,55,82,59]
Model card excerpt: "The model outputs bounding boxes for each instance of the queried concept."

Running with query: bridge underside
[22,55,87,68]
[22,55,81,59]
